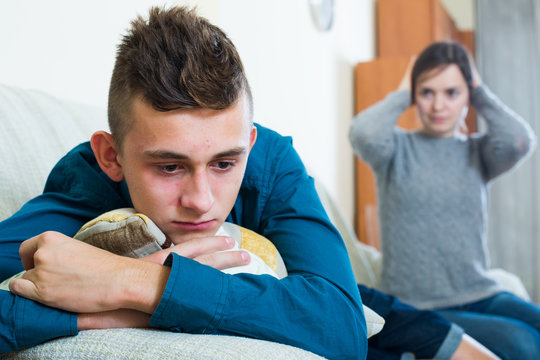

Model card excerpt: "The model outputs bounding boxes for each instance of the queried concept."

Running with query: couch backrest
[314,179,381,288]
[0,83,108,220]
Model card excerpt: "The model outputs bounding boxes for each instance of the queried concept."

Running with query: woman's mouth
[430,116,446,123]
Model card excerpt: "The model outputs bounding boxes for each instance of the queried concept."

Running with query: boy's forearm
[78,309,151,330]
[120,259,171,314]
[9,231,170,315]
[0,290,77,353]
[150,253,367,360]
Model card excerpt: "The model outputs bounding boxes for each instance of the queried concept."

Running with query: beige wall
[441,0,475,30]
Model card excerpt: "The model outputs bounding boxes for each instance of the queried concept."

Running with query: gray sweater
[349,85,536,309]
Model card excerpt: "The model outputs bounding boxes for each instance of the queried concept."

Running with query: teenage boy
[0,6,367,359]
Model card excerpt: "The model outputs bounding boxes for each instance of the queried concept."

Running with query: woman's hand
[398,55,417,91]
[468,54,483,88]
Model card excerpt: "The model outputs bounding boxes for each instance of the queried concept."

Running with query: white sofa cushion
[0,83,107,221]
[2,329,325,360]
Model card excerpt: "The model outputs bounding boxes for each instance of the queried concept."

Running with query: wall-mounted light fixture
[308,0,334,32]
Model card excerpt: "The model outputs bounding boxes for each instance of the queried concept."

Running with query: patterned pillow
[1,208,384,343]
[74,208,288,279]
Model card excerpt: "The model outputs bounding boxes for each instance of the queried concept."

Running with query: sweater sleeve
[472,85,537,180]
[151,138,368,360]
[349,90,411,171]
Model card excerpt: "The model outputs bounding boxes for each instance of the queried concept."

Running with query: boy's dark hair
[108,6,252,148]
[411,41,473,104]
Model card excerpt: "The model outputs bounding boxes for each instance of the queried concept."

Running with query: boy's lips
[171,219,216,231]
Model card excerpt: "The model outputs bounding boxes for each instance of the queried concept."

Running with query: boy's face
[116,94,256,245]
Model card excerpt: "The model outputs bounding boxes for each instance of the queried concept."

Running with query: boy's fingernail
[225,237,234,247]
[241,251,250,264]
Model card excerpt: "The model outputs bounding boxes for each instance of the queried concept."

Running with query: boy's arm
[0,179,132,353]
[0,143,172,351]
[0,163,111,353]
[2,140,368,359]
[147,137,368,359]
[0,290,77,353]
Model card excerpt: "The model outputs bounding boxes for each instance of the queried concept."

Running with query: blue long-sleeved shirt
[0,124,368,359]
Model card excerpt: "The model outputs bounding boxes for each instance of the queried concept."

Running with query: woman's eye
[419,89,433,98]
[447,89,458,97]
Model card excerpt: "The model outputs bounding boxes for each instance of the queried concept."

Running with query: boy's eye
[158,164,182,173]
[212,161,236,171]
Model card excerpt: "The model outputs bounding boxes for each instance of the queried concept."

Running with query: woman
[349,41,540,358]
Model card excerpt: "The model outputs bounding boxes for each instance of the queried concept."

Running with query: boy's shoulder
[253,123,292,149]
[248,123,296,176]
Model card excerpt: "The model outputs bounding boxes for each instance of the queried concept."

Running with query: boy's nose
[179,171,214,214]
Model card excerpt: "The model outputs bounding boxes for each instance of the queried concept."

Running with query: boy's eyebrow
[214,147,248,158]
[143,147,248,160]
[143,151,188,160]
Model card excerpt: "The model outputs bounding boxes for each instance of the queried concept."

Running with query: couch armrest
[488,268,531,301]
[314,179,380,288]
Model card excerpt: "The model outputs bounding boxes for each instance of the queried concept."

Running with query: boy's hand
[9,231,250,314]
[142,235,250,269]
[10,231,169,314]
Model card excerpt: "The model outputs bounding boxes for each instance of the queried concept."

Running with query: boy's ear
[90,131,124,182]
[249,125,257,151]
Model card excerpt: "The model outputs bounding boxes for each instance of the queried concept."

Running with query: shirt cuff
[433,323,464,360]
[149,253,229,333]
[14,294,78,350]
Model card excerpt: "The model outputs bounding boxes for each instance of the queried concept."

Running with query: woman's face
[414,64,470,138]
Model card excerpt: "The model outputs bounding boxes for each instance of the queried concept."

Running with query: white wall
[214,0,375,221]
[0,1,152,107]
[0,0,375,223]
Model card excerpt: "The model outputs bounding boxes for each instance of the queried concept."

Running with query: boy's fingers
[195,250,250,270]
[18,236,40,270]
[142,236,248,270]
[171,236,235,259]
[9,277,38,301]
